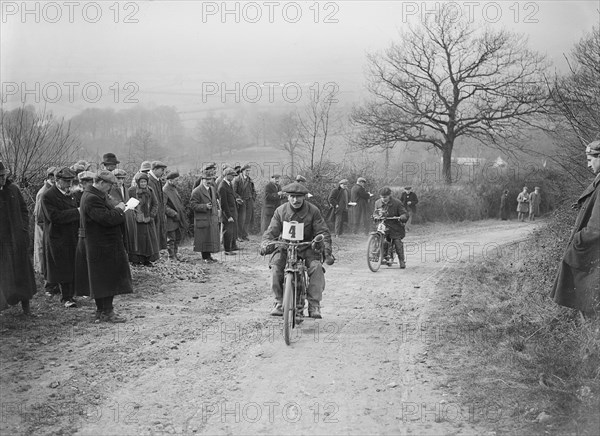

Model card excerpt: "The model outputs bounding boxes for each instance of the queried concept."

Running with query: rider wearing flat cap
[261,182,334,319]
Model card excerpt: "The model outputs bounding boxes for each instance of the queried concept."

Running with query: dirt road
[0,219,541,435]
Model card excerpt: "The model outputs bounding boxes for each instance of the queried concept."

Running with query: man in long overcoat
[75,171,132,323]
[0,162,37,314]
[400,186,419,227]
[41,167,80,308]
[164,171,189,260]
[261,174,284,233]
[327,179,350,237]
[551,141,600,317]
[190,170,220,262]
[148,161,168,250]
[218,168,239,255]
[233,164,257,240]
[34,166,55,275]
[350,177,372,234]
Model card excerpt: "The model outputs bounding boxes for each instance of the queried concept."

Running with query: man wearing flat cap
[193,163,217,189]
[233,164,257,241]
[41,167,80,308]
[551,140,600,318]
[109,169,129,205]
[74,171,96,207]
[261,174,285,233]
[350,177,373,235]
[261,182,334,319]
[218,168,240,254]
[149,161,168,250]
[34,166,56,277]
[190,170,220,262]
[327,179,350,237]
[164,170,189,260]
[101,153,120,172]
[0,161,37,315]
[75,170,131,323]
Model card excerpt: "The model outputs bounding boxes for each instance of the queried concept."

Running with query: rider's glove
[399,214,408,223]
[325,253,335,266]
[260,241,276,256]
[311,240,324,252]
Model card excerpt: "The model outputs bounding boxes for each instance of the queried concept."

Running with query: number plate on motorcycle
[377,222,386,232]
[283,221,304,241]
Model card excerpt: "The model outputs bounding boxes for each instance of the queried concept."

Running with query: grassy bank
[428,207,600,434]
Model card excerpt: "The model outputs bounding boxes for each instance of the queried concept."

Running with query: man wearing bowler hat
[148,161,168,250]
[101,153,120,172]
[0,161,37,315]
[41,167,80,308]
[75,170,131,323]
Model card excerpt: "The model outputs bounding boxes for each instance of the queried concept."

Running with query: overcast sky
[1,0,598,121]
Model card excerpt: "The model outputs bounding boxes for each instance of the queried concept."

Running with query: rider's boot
[397,242,406,269]
[270,301,283,316]
[308,304,322,319]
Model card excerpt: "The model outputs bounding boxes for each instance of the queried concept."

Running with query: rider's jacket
[373,197,408,239]
[262,201,332,255]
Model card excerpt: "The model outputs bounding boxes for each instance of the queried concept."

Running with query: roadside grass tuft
[429,207,600,434]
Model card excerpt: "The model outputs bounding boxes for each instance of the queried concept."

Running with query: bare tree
[195,112,244,161]
[547,26,600,185]
[0,104,79,188]
[352,8,549,183]
[126,129,164,162]
[272,112,301,176]
[298,85,340,173]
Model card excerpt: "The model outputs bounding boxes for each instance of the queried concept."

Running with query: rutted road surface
[0,220,541,435]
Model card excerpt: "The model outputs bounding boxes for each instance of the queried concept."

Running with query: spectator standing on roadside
[551,140,600,318]
[40,167,80,308]
[110,169,129,205]
[218,168,239,255]
[516,187,530,222]
[233,164,256,240]
[350,177,372,235]
[148,161,168,250]
[327,179,350,237]
[261,174,284,233]
[500,189,510,220]
[0,161,37,315]
[164,171,189,261]
[73,171,95,207]
[127,172,160,266]
[75,170,132,323]
[529,187,541,221]
[400,186,419,228]
[34,166,56,275]
[190,170,220,262]
[130,161,152,188]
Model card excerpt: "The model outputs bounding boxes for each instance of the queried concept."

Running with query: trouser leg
[306,259,325,307]
[334,213,343,236]
[60,282,74,302]
[167,230,176,258]
[393,238,405,261]
[270,251,286,302]
[237,204,247,238]
[245,199,254,235]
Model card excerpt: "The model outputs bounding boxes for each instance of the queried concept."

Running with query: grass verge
[428,207,600,435]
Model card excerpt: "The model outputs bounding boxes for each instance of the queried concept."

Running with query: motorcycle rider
[373,187,409,269]
[260,182,334,319]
